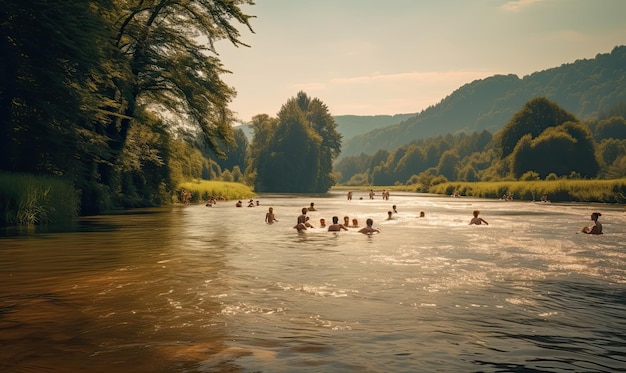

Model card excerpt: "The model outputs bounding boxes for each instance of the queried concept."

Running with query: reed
[0,172,80,225]
[429,179,626,203]
[177,180,256,203]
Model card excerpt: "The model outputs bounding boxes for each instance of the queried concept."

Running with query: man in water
[581,212,603,234]
[265,207,278,224]
[469,210,488,225]
[328,216,348,232]
[359,218,380,234]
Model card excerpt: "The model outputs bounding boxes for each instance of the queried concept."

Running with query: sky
[216,0,626,123]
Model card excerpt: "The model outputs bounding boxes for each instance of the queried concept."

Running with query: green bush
[0,172,80,225]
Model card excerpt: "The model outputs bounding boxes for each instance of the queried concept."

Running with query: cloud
[499,0,545,12]
[328,71,499,86]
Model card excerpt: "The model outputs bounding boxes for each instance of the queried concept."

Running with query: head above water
[366,218,373,226]
[332,216,339,224]
[591,212,601,220]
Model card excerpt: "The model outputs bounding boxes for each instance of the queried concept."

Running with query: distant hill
[340,45,626,158]
[333,113,417,141]
[233,113,416,142]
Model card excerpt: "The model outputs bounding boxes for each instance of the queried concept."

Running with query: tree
[250,93,341,193]
[98,0,254,187]
[0,0,115,176]
[498,97,578,158]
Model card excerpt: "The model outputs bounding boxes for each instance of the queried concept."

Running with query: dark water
[1,192,626,372]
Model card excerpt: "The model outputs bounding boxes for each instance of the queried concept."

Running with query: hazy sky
[216,0,626,123]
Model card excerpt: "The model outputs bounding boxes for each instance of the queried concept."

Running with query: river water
[1,191,625,372]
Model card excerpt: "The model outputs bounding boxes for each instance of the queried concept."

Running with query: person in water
[307,202,317,211]
[351,218,359,228]
[581,212,603,234]
[265,207,278,224]
[328,216,348,232]
[319,218,326,228]
[359,218,380,234]
[386,211,394,220]
[469,210,488,225]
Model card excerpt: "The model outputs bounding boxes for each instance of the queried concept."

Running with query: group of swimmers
[257,194,604,235]
[287,206,380,234]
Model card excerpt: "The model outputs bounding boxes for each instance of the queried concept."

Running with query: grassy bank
[0,172,80,225]
[429,179,626,203]
[177,180,256,203]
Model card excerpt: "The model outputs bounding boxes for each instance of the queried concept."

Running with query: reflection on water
[1,192,626,372]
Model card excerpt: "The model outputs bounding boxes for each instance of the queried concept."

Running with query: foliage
[0,172,79,225]
[429,179,626,203]
[498,97,578,158]
[178,180,255,203]
[0,0,255,217]
[248,92,342,193]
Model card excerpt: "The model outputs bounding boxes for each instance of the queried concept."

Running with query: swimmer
[386,211,393,220]
[359,218,380,234]
[328,216,348,232]
[469,210,488,225]
[392,205,397,214]
[235,200,242,207]
[319,218,326,228]
[307,202,317,211]
[581,212,603,234]
[351,218,359,228]
[419,211,425,218]
[265,207,278,224]
[343,216,350,227]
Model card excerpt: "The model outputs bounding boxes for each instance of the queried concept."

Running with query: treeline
[0,0,254,216]
[335,97,626,190]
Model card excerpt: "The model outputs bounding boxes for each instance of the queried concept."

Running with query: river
[1,191,625,372]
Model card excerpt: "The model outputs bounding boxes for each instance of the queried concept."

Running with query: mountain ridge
[339,45,626,158]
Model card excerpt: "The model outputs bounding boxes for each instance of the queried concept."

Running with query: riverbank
[333,178,626,204]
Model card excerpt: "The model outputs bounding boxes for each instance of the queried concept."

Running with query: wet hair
[332,216,339,224]
[366,218,373,226]
[473,210,480,217]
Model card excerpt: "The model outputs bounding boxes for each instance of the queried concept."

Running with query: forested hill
[333,113,417,140]
[340,45,626,158]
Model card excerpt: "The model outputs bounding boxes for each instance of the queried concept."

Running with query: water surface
[2,191,625,372]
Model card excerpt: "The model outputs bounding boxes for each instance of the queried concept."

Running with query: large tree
[498,97,578,158]
[250,92,342,193]
[101,0,254,184]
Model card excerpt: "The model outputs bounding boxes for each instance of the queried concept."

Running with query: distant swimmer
[386,211,394,220]
[328,216,348,232]
[319,218,326,228]
[392,205,397,214]
[307,202,317,211]
[347,191,353,200]
[359,218,380,234]
[469,210,488,225]
[235,200,243,207]
[265,207,278,224]
[581,212,603,234]
[419,211,425,218]
[351,218,359,228]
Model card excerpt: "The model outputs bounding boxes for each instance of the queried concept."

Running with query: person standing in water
[469,210,488,225]
[581,212,603,234]
[265,207,278,224]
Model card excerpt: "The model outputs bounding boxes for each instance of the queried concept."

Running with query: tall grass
[0,172,80,225]
[429,179,626,203]
[177,180,256,203]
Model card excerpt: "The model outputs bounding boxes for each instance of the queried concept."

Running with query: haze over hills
[339,45,626,159]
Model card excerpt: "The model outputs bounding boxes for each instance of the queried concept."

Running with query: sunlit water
[2,191,626,372]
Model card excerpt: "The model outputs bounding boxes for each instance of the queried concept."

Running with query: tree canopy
[248,92,342,193]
